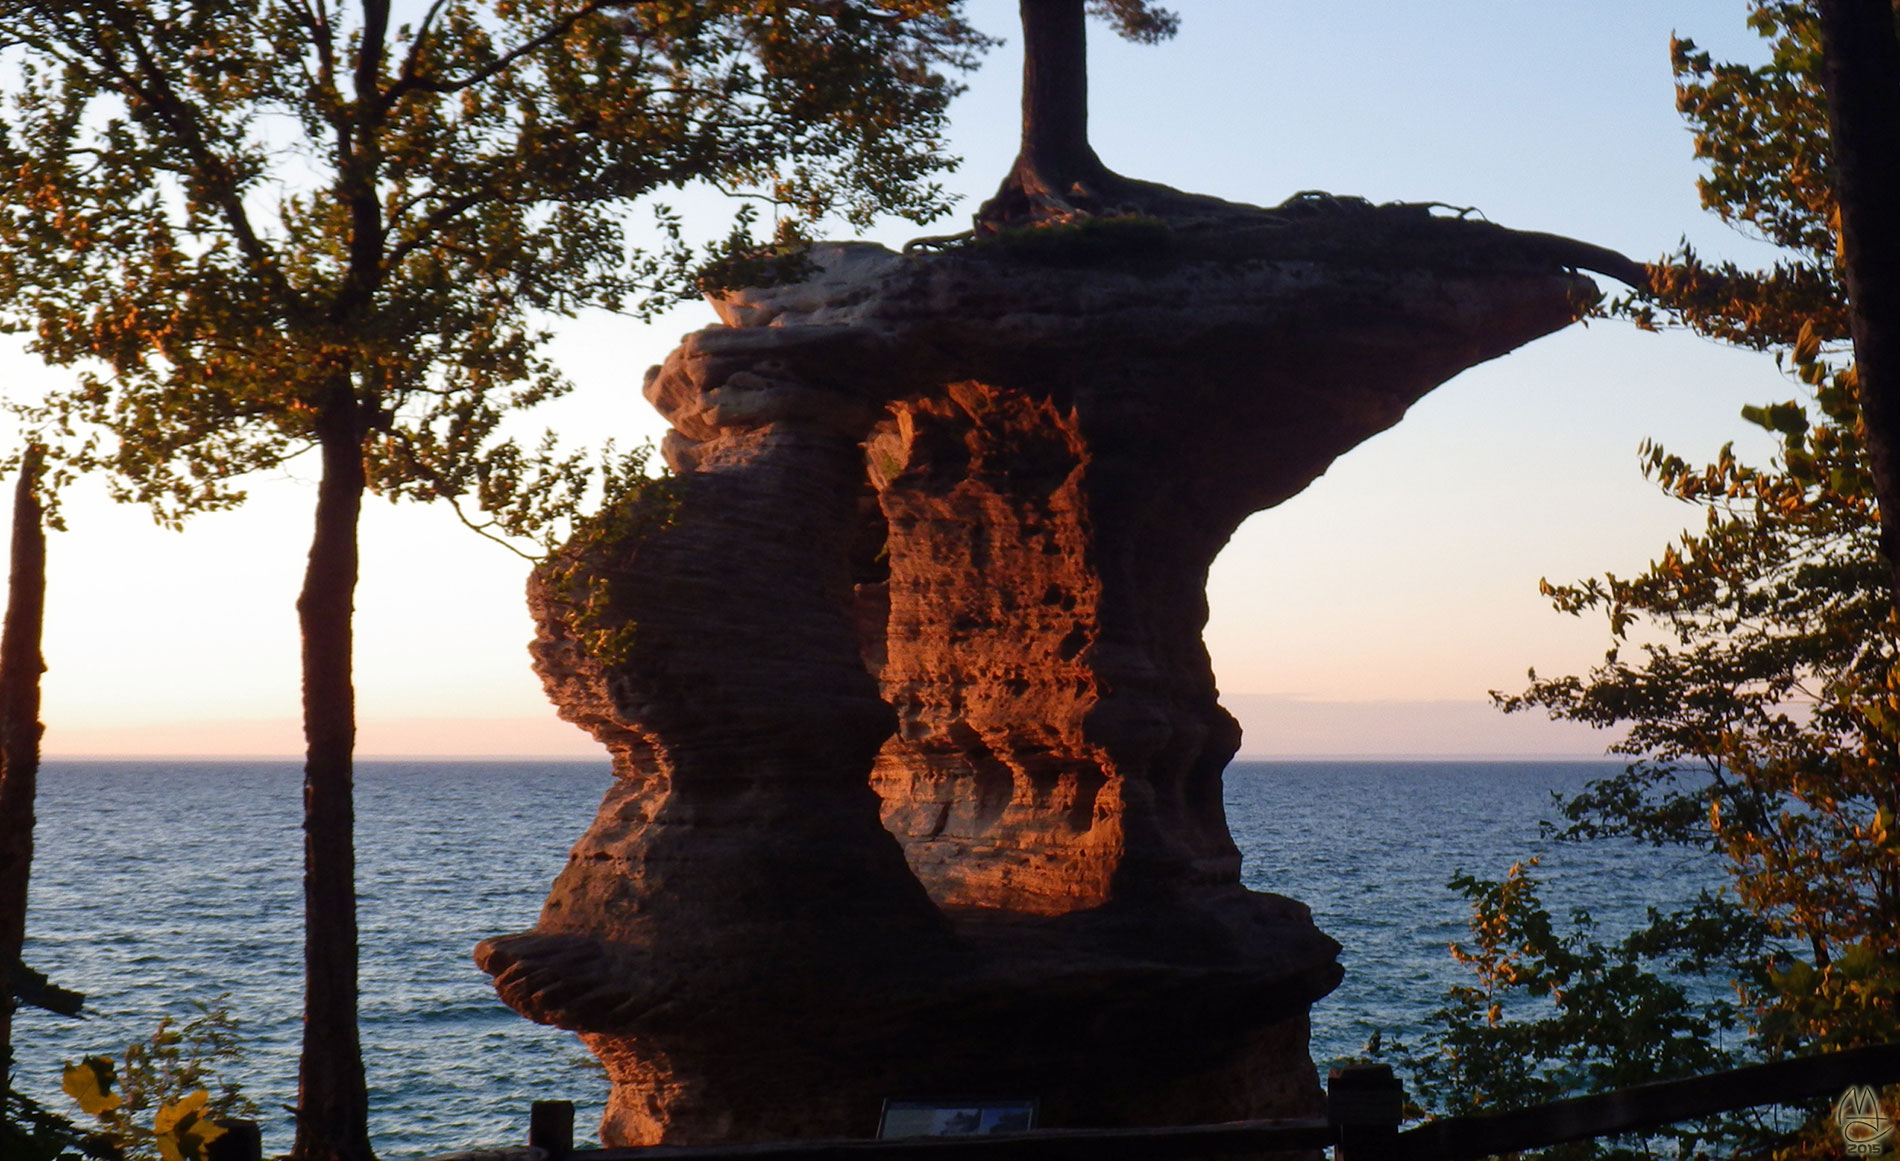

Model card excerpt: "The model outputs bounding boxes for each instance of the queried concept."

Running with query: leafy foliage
[1401,862,1782,1159]
[1400,3,1900,1156]
[1086,0,1178,44]
[1501,0,1900,1063]
[0,11,993,1156]
[1622,3,1846,347]
[3,1085,116,1161]
[62,1002,257,1161]
[0,0,990,532]
[0,6,992,1159]
[2,951,107,1160]
[526,440,681,664]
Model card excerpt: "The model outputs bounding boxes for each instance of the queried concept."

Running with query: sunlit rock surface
[478,205,1601,1147]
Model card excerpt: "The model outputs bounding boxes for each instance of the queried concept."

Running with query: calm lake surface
[18,759,1714,1156]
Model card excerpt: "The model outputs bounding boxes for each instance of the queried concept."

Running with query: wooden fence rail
[547,1117,1337,1161]
[1397,1040,1900,1160]
[409,1042,1900,1161]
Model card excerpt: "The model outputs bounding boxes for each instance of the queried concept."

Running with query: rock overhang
[480,201,1627,1145]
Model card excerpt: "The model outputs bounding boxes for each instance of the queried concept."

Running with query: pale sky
[5,1,1798,758]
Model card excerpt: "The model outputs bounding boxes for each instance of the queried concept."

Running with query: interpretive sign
[876,1099,1038,1139]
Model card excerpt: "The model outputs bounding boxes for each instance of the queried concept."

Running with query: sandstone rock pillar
[480,206,1606,1147]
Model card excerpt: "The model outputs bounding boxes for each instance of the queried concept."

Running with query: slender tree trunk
[291,392,375,1161]
[0,446,45,1093]
[1814,0,1900,601]
[1018,0,1103,187]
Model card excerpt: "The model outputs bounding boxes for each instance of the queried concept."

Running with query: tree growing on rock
[978,0,1257,229]
[974,0,1649,299]
[0,3,986,1158]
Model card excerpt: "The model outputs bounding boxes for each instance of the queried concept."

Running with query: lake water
[16,759,1715,1156]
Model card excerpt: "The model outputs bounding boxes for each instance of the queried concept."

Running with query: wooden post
[206,1120,264,1161]
[1329,1062,1402,1160]
[530,1099,574,1160]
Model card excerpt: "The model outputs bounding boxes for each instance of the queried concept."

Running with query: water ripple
[18,758,1716,1156]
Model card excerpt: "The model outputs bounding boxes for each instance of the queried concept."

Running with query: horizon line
[34,751,1618,762]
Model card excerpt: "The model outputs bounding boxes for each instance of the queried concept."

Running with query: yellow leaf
[196,1119,228,1148]
[155,1090,226,1161]
[153,1089,209,1135]
[61,1057,121,1116]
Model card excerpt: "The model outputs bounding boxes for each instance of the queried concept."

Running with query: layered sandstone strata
[478,204,1607,1147]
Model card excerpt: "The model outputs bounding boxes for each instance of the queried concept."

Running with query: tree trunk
[1814,0,1900,602]
[975,0,1249,230]
[291,392,375,1161]
[1018,0,1104,190]
[978,0,1114,224]
[0,446,45,1092]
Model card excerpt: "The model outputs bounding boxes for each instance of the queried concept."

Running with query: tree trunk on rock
[1814,0,1900,602]
[975,0,1260,230]
[0,446,45,1092]
[291,390,375,1161]
[980,0,1125,225]
[1015,1,1107,195]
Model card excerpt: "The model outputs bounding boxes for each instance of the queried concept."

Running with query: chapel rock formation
[478,199,1617,1148]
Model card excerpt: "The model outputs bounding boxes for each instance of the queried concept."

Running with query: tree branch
[379,0,623,109]
[391,0,453,93]
[75,2,286,300]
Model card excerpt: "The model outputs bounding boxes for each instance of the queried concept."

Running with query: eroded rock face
[478,209,1600,1147]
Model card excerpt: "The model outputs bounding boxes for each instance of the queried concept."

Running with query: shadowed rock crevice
[478,203,1613,1147]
